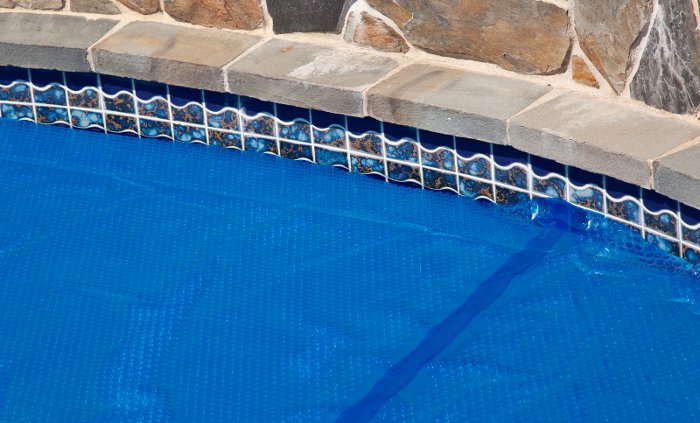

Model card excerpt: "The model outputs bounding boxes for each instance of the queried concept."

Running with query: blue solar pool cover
[0,119,698,421]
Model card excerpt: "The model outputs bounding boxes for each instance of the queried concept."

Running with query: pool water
[0,119,698,422]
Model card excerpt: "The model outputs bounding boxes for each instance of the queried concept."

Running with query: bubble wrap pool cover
[0,119,698,422]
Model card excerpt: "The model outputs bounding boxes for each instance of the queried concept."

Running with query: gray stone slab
[367,64,551,144]
[226,39,399,116]
[266,0,355,33]
[654,141,700,209]
[509,92,700,188]
[0,13,117,72]
[92,21,262,91]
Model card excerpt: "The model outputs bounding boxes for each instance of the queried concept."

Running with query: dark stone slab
[630,0,700,114]
[266,0,356,33]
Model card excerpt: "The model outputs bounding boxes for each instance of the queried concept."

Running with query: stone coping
[1,13,699,208]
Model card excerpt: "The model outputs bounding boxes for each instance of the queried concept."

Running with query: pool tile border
[1,67,699,265]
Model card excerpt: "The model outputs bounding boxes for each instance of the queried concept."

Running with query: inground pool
[0,119,698,421]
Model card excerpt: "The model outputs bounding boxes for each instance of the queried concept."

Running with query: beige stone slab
[367,64,552,144]
[0,13,117,72]
[509,92,700,188]
[92,21,262,91]
[654,140,700,209]
[226,39,399,116]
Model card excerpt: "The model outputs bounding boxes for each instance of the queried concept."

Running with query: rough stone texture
[0,13,117,72]
[631,0,700,115]
[71,0,120,14]
[266,0,355,33]
[571,55,599,88]
[509,92,700,187]
[1,0,65,9]
[654,140,700,209]
[575,0,653,93]
[367,64,552,144]
[116,0,158,14]
[163,0,263,31]
[227,39,399,116]
[92,21,261,91]
[366,0,571,75]
[344,11,408,53]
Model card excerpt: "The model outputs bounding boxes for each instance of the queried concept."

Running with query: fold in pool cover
[0,119,698,422]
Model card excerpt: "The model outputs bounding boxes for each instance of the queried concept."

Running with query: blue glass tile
[607,197,641,224]
[1,103,34,121]
[422,148,455,171]
[30,69,63,86]
[240,96,274,116]
[606,177,639,199]
[105,114,137,133]
[642,189,678,213]
[422,168,457,191]
[644,211,678,238]
[169,85,202,107]
[172,103,205,125]
[204,91,238,112]
[350,133,382,156]
[243,115,275,136]
[209,129,242,149]
[495,165,528,189]
[420,130,454,150]
[312,109,345,129]
[68,88,101,109]
[279,121,311,142]
[569,166,604,188]
[645,232,680,256]
[104,93,135,114]
[681,204,700,246]
[455,137,490,158]
[351,155,384,174]
[459,177,493,200]
[207,109,239,131]
[65,72,97,90]
[100,75,133,95]
[530,155,565,177]
[0,83,31,102]
[244,135,277,154]
[173,124,207,143]
[139,118,171,138]
[0,66,29,85]
[385,140,419,163]
[315,147,348,168]
[276,103,309,123]
[33,85,66,105]
[313,127,346,148]
[279,141,313,160]
[138,98,170,119]
[533,176,566,199]
[383,123,417,142]
[493,145,528,167]
[347,116,380,135]
[495,186,529,205]
[387,161,420,183]
[684,246,700,265]
[569,185,604,212]
[134,80,167,100]
[71,109,104,129]
[458,156,491,179]
[36,106,69,124]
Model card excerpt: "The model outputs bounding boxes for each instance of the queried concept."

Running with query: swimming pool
[0,119,698,421]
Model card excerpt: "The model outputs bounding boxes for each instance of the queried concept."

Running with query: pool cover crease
[0,119,698,422]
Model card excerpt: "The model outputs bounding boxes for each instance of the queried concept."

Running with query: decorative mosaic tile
[208,129,242,149]
[71,109,104,129]
[495,165,528,190]
[496,186,529,205]
[33,85,66,105]
[606,197,641,225]
[279,121,311,143]
[383,122,418,143]
[422,147,455,171]
[423,168,457,191]
[533,175,566,199]
[172,103,205,125]
[385,140,419,163]
[173,124,207,143]
[243,115,276,136]
[569,185,604,212]
[36,106,69,124]
[459,177,494,200]
[351,155,384,175]
[106,114,137,134]
[0,83,31,102]
[279,141,313,161]
[644,211,678,238]
[683,225,700,246]
[207,109,239,131]
[104,94,135,114]
[683,245,700,265]
[313,126,346,148]
[645,232,680,256]
[68,88,101,109]
[680,205,700,245]
[387,161,421,183]
[244,136,277,154]
[314,147,348,168]
[139,118,171,138]
[138,98,170,120]
[350,133,383,156]
[1,103,34,121]
[458,155,491,180]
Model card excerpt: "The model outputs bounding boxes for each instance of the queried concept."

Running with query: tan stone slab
[654,140,700,209]
[0,13,117,72]
[92,21,262,91]
[509,92,700,188]
[367,64,551,144]
[226,39,399,116]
